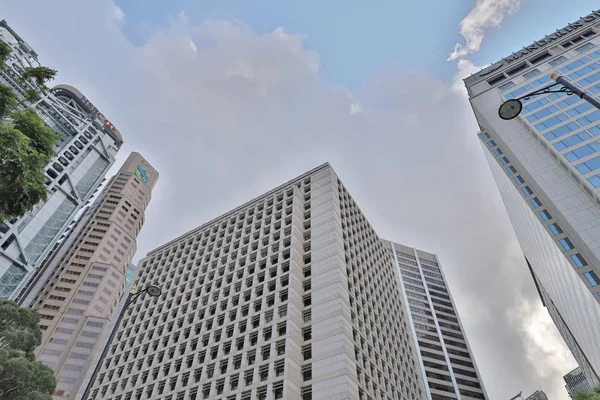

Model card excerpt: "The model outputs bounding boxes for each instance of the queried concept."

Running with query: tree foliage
[0,124,51,222]
[0,40,11,71]
[0,300,43,357]
[0,301,55,400]
[574,385,600,400]
[20,66,57,93]
[0,39,60,222]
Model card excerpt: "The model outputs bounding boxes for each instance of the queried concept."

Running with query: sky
[2,0,600,398]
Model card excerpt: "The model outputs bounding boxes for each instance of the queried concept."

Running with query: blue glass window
[523,69,540,79]
[584,271,600,286]
[499,81,516,91]
[577,110,600,126]
[590,50,600,59]
[535,113,569,131]
[578,72,600,87]
[589,84,600,94]
[575,43,595,53]
[513,176,525,185]
[559,238,574,251]
[527,105,559,122]
[539,210,552,221]
[543,122,580,141]
[566,102,593,117]
[590,125,600,136]
[506,166,517,175]
[587,174,600,187]
[576,155,600,174]
[521,186,533,196]
[548,223,562,235]
[560,57,591,72]
[522,98,549,114]
[549,56,567,66]
[556,96,580,109]
[481,132,490,140]
[568,63,600,79]
[571,254,587,268]
[487,140,496,148]
[564,141,600,162]
[530,198,543,208]
[493,148,503,156]
[506,84,533,99]
[531,75,551,87]
[553,132,591,151]
[500,157,509,165]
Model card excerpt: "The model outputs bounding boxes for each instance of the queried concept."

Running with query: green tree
[0,301,56,400]
[0,40,11,70]
[574,385,600,400]
[20,66,57,94]
[0,39,60,222]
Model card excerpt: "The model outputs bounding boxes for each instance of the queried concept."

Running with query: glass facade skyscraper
[84,163,428,400]
[386,241,487,400]
[465,9,600,387]
[564,367,593,397]
[0,20,123,300]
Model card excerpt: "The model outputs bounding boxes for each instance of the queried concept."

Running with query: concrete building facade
[0,20,123,300]
[564,367,593,397]
[386,241,487,400]
[28,152,157,400]
[464,9,600,386]
[85,163,427,400]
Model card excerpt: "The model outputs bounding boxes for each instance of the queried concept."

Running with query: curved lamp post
[81,285,162,400]
[498,72,600,120]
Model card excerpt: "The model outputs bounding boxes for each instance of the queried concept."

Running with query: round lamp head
[146,285,162,297]
[498,99,523,120]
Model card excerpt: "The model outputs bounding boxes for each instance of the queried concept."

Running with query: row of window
[483,134,600,283]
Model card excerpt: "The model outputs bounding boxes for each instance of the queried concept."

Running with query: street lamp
[81,285,162,400]
[498,72,600,120]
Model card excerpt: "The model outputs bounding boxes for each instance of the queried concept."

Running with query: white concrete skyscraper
[465,9,600,387]
[0,20,122,300]
[387,241,487,400]
[85,163,428,400]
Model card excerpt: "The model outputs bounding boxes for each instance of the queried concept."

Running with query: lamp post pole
[80,285,162,400]
[498,72,600,120]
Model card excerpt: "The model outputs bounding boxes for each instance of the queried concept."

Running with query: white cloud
[448,0,525,61]
[112,5,126,23]
[451,58,485,95]
[0,1,576,398]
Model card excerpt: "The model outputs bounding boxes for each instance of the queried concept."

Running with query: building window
[584,271,600,286]
[539,210,552,221]
[571,254,587,268]
[548,223,562,236]
[559,238,575,251]
[529,198,543,208]
[521,186,533,196]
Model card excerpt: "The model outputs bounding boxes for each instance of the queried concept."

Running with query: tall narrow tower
[0,20,123,301]
[386,241,487,400]
[86,163,427,400]
[28,152,157,400]
[464,10,600,386]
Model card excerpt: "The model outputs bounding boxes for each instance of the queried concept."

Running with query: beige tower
[29,152,158,400]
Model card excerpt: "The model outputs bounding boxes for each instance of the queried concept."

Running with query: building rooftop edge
[145,162,332,257]
[463,9,600,86]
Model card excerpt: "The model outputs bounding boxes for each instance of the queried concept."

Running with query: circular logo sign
[135,165,149,183]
